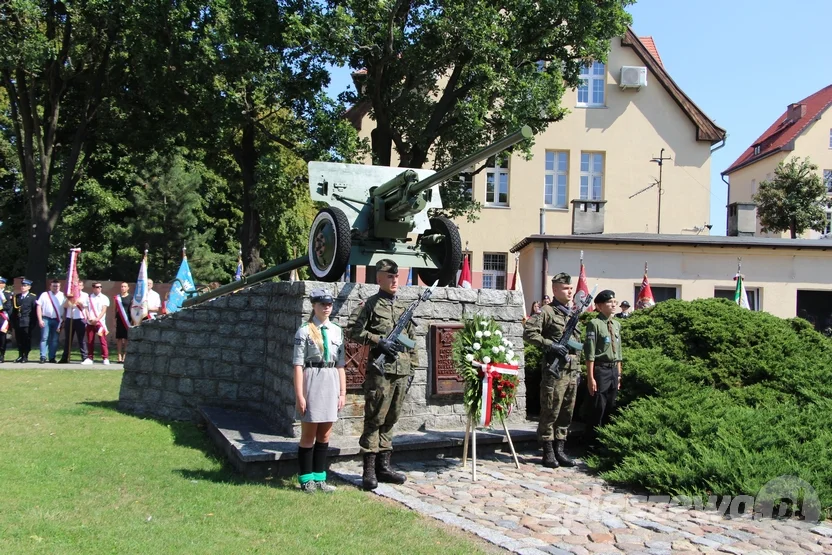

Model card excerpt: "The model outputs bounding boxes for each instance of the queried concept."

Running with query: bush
[591,298,832,519]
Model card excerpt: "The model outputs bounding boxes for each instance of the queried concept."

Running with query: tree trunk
[790,219,797,239]
[26,219,51,293]
[235,120,263,275]
[371,125,392,166]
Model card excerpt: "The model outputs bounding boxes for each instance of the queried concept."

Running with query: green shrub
[591,298,832,519]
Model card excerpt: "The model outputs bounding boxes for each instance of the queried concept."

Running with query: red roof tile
[723,84,832,175]
[638,36,664,67]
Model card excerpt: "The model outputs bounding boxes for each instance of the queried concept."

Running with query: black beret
[595,289,616,304]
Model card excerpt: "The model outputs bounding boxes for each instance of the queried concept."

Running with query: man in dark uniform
[523,272,582,468]
[615,300,632,319]
[0,277,10,363]
[11,279,38,363]
[584,290,622,444]
[347,259,416,491]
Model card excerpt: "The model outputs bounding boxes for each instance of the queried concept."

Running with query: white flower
[507,358,516,366]
[498,345,506,352]
[491,346,500,354]
[483,330,492,337]
[506,340,513,348]
[473,342,481,351]
[483,356,491,364]
[465,353,474,362]
[475,330,483,338]
[495,330,503,337]
[507,350,515,359]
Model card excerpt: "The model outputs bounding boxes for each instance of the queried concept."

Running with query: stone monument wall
[118,281,527,437]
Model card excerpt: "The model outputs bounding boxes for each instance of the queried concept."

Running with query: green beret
[595,289,616,304]
[551,272,571,285]
[376,259,398,273]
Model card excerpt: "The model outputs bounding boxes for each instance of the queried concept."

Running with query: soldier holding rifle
[523,273,582,468]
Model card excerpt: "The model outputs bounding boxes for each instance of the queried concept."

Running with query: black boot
[40,357,46,364]
[362,453,378,491]
[14,356,24,363]
[555,439,575,467]
[0,352,4,363]
[375,451,406,485]
[542,441,558,468]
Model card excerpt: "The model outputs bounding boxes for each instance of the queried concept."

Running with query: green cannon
[307,125,533,285]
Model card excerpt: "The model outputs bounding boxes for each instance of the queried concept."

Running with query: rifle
[546,285,598,378]
[371,280,438,375]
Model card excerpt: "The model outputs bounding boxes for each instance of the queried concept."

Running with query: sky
[326,0,832,236]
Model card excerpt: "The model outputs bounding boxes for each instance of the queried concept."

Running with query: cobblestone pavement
[331,450,832,555]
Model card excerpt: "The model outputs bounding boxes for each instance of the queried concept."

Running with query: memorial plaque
[430,323,465,396]
[344,339,369,391]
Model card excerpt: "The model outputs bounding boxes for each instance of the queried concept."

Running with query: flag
[131,250,150,325]
[166,250,194,314]
[574,252,594,312]
[65,248,82,298]
[734,273,750,309]
[458,254,472,288]
[408,268,417,286]
[289,268,299,282]
[511,255,523,294]
[234,255,243,282]
[636,262,655,309]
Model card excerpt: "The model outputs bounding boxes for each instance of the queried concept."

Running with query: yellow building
[347,29,726,288]
[722,84,832,238]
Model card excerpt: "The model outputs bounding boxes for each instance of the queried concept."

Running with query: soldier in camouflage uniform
[523,272,581,468]
[347,259,416,491]
[584,289,622,443]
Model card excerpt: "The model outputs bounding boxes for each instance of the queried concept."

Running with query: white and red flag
[458,253,472,289]
[65,248,82,299]
[130,250,150,325]
[574,251,594,312]
[636,262,655,309]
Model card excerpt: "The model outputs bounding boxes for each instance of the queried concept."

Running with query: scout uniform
[523,272,582,468]
[12,279,38,363]
[584,289,623,438]
[293,288,345,494]
[0,277,10,363]
[347,259,415,490]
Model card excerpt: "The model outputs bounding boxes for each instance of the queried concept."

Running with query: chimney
[787,103,806,121]
[727,202,757,237]
[571,199,607,235]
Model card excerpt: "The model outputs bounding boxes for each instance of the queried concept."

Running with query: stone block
[249,295,270,309]
[153,357,169,374]
[478,288,509,306]
[168,358,188,376]
[241,351,265,365]
[238,383,263,401]
[446,288,478,303]
[133,373,149,387]
[142,388,162,403]
[160,330,179,344]
[210,364,235,379]
[185,333,209,347]
[222,350,241,364]
[194,379,217,397]
[145,328,161,341]
[178,378,194,395]
[120,386,141,401]
[162,390,184,406]
[150,375,164,388]
[217,381,238,400]
[432,303,463,320]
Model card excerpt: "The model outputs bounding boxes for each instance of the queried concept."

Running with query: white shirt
[147,289,162,312]
[38,291,66,319]
[87,293,110,320]
[66,291,90,320]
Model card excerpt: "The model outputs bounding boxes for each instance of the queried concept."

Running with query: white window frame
[714,287,761,311]
[577,62,606,107]
[751,179,757,197]
[544,151,569,208]
[753,145,761,155]
[824,169,832,194]
[485,155,509,207]
[482,253,507,290]
[825,207,831,236]
[580,152,604,201]
[829,129,832,149]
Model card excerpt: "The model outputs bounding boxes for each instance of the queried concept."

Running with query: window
[829,129,832,149]
[485,155,509,206]
[544,151,568,208]
[714,287,760,311]
[751,179,757,197]
[577,62,605,107]
[482,253,507,290]
[580,152,604,200]
[753,145,761,156]
[633,285,679,305]
[824,169,832,194]
[457,172,473,202]
[825,207,831,236]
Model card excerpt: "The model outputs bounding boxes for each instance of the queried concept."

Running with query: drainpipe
[721,173,731,234]
[541,243,549,303]
[539,208,546,235]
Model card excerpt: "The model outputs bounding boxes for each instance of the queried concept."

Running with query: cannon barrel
[371,125,533,200]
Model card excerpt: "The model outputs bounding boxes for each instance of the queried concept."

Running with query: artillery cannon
[307,125,533,286]
[181,125,532,307]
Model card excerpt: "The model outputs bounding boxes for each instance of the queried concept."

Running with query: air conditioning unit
[620,66,647,89]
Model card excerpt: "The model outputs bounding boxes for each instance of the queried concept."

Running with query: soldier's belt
[307,361,337,368]
[594,361,617,369]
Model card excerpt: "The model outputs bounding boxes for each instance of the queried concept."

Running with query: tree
[341,0,633,221]
[753,157,828,239]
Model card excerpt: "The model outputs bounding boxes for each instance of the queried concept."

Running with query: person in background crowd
[584,290,623,445]
[0,277,10,363]
[529,301,541,318]
[60,280,88,363]
[11,279,38,363]
[293,288,346,494]
[542,295,551,306]
[36,279,65,363]
[82,282,110,365]
[115,282,132,363]
[146,279,162,319]
[615,300,632,319]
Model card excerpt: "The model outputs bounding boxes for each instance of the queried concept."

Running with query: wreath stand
[461,413,520,481]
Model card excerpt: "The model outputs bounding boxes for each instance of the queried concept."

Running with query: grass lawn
[0,370,493,554]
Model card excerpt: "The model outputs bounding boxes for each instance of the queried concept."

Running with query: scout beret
[310,288,334,304]
[21,278,33,286]
[620,300,631,308]
[376,259,398,273]
[0,277,6,284]
[595,289,616,304]
[551,272,571,285]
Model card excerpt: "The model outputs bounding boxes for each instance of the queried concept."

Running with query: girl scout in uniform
[293,288,346,493]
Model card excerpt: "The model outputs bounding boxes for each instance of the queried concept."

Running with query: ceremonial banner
[167,251,194,314]
[458,254,472,289]
[131,251,150,325]
[636,262,655,309]
[65,248,82,298]
[234,255,243,282]
[0,309,8,334]
[511,255,523,294]
[734,273,750,309]
[575,251,594,312]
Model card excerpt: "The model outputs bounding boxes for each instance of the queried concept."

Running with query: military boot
[541,441,558,468]
[555,439,575,467]
[0,351,5,363]
[376,451,406,485]
[362,453,378,491]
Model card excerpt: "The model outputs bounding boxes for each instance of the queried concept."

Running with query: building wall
[352,38,716,290]
[517,241,832,320]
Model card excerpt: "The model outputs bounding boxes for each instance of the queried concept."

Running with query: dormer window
[753,145,761,156]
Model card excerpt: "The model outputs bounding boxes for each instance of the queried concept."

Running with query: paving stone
[644,541,672,550]
[562,535,590,545]
[589,533,615,544]
[813,526,832,538]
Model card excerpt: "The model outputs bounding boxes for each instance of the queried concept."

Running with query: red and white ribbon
[472,360,519,427]
[87,295,109,336]
[0,311,8,334]
[115,295,133,330]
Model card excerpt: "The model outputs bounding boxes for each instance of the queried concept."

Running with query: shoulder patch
[294,337,303,345]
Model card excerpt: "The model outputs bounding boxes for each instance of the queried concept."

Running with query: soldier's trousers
[15,325,33,355]
[537,369,579,442]
[360,372,408,453]
[589,363,619,432]
[0,327,6,356]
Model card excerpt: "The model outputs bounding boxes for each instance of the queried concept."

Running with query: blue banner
[167,255,194,313]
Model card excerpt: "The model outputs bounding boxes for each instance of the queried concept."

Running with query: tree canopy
[753,156,828,239]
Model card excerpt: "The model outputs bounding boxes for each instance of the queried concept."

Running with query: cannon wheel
[308,207,351,282]
[416,216,463,287]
